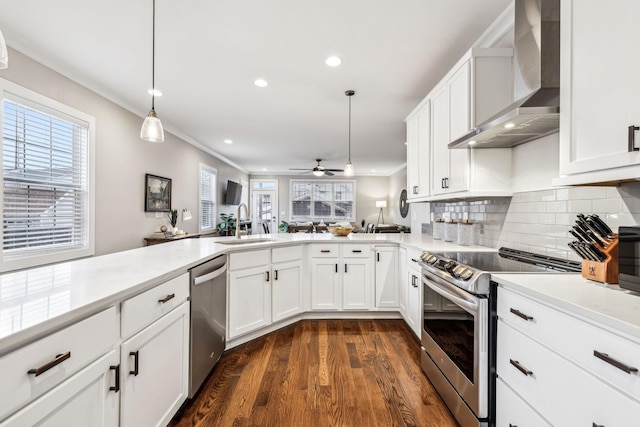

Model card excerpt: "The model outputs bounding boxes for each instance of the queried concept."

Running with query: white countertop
[493,273,640,343]
[0,232,490,355]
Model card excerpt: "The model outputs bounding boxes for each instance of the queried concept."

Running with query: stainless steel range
[418,248,580,427]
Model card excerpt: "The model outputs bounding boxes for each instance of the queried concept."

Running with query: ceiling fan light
[0,29,8,69]
[312,170,325,177]
[140,109,164,142]
[344,161,354,176]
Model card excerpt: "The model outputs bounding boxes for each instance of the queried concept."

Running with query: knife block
[581,235,618,284]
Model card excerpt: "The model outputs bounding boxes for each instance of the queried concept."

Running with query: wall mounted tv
[225,180,242,205]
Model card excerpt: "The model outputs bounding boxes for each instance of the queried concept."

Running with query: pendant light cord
[151,0,156,111]
[348,94,351,162]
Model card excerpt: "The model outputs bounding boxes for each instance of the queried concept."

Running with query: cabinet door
[559,0,640,179]
[271,260,302,322]
[120,303,189,427]
[449,62,471,142]
[310,258,341,310]
[398,248,408,315]
[0,350,119,427]
[406,102,431,200]
[407,264,423,338]
[374,247,398,308]
[431,85,450,195]
[228,266,271,338]
[495,378,551,427]
[343,258,372,310]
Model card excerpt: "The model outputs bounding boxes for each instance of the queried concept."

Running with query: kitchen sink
[216,238,278,245]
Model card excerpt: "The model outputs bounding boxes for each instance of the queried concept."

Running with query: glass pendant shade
[140,109,164,142]
[344,160,354,176]
[0,29,8,69]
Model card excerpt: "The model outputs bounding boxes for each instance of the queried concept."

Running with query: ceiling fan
[289,159,344,177]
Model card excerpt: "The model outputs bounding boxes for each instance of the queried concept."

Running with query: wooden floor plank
[170,319,458,427]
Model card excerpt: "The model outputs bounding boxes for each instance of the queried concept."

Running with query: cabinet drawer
[0,306,118,421]
[495,377,550,427]
[497,320,640,426]
[342,244,371,258]
[121,273,189,339]
[308,244,340,258]
[272,245,302,263]
[229,249,270,270]
[498,285,640,401]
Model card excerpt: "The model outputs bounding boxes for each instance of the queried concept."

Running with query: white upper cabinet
[406,100,431,201]
[556,0,640,185]
[427,48,513,199]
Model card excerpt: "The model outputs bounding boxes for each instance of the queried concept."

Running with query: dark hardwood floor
[170,319,458,427]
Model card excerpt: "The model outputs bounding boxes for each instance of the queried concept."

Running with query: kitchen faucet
[236,202,249,238]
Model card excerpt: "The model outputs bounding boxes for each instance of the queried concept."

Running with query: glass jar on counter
[444,221,457,242]
[433,219,445,240]
[457,220,474,246]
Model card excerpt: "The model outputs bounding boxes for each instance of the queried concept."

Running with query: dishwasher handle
[193,263,227,286]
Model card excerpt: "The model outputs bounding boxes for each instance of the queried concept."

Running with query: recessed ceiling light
[370,169,376,172]
[262,168,267,172]
[147,88,163,96]
[254,79,268,88]
[504,122,515,129]
[325,56,342,67]
[468,140,477,146]
[224,139,232,144]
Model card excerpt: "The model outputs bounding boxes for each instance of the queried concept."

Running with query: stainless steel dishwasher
[189,254,227,398]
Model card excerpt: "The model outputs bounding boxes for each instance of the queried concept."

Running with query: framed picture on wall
[145,173,172,212]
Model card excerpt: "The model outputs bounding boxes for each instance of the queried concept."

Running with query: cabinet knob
[629,125,639,152]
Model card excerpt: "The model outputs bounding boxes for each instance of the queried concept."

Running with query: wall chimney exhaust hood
[449,0,560,149]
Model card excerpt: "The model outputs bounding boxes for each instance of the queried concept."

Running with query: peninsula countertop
[0,233,491,355]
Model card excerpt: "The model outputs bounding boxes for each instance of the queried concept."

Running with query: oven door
[421,270,488,419]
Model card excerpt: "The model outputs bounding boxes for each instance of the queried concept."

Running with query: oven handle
[422,272,479,313]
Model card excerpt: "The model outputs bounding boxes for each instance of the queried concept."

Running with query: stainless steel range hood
[449,0,560,149]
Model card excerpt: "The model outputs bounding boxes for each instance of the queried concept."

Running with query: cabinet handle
[345,264,348,273]
[274,270,278,281]
[509,424,518,427]
[377,253,380,262]
[109,365,120,392]
[413,186,418,194]
[265,271,270,282]
[592,423,605,427]
[509,359,533,376]
[129,351,139,376]
[28,351,71,376]
[509,308,534,321]
[335,264,338,273]
[352,249,362,253]
[158,293,175,304]
[441,178,445,189]
[411,258,419,263]
[629,125,639,152]
[593,350,638,374]
[321,250,331,253]
[445,177,449,188]
[411,275,416,287]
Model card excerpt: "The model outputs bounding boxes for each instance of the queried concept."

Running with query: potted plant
[167,209,178,233]
[278,220,289,232]
[217,213,236,236]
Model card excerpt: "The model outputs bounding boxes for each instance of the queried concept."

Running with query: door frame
[249,179,278,234]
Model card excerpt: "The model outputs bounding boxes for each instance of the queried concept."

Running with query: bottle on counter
[433,218,445,240]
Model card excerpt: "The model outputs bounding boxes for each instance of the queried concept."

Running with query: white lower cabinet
[374,246,398,308]
[0,349,120,427]
[310,244,372,311]
[271,259,303,321]
[496,283,640,426]
[398,247,408,316]
[120,301,190,427]
[228,265,271,338]
[406,257,422,338]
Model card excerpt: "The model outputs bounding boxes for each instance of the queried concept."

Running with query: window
[199,163,217,232]
[1,80,95,272]
[290,180,355,221]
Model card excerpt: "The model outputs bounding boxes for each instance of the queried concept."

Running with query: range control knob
[443,260,457,273]
[452,265,467,277]
[459,269,474,281]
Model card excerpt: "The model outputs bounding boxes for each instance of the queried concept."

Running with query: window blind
[200,166,216,231]
[290,180,355,221]
[2,98,89,258]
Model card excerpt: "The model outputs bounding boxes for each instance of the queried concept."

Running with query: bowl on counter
[327,225,354,236]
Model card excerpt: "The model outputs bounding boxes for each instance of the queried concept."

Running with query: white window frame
[199,163,217,233]
[0,78,95,272]
[289,179,356,222]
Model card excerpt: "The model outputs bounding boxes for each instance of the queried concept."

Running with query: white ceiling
[0,0,512,176]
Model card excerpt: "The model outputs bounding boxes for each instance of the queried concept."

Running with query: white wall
[0,49,248,255]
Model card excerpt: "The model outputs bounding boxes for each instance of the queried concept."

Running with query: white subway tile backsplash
[545,201,567,213]
[592,198,623,214]
[578,187,608,200]
[567,200,592,213]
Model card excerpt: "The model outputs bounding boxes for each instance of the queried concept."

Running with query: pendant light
[0,28,8,69]
[140,0,164,142]
[344,90,355,176]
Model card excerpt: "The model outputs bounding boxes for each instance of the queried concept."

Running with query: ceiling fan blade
[325,171,335,176]
[289,168,312,171]
[325,169,344,172]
